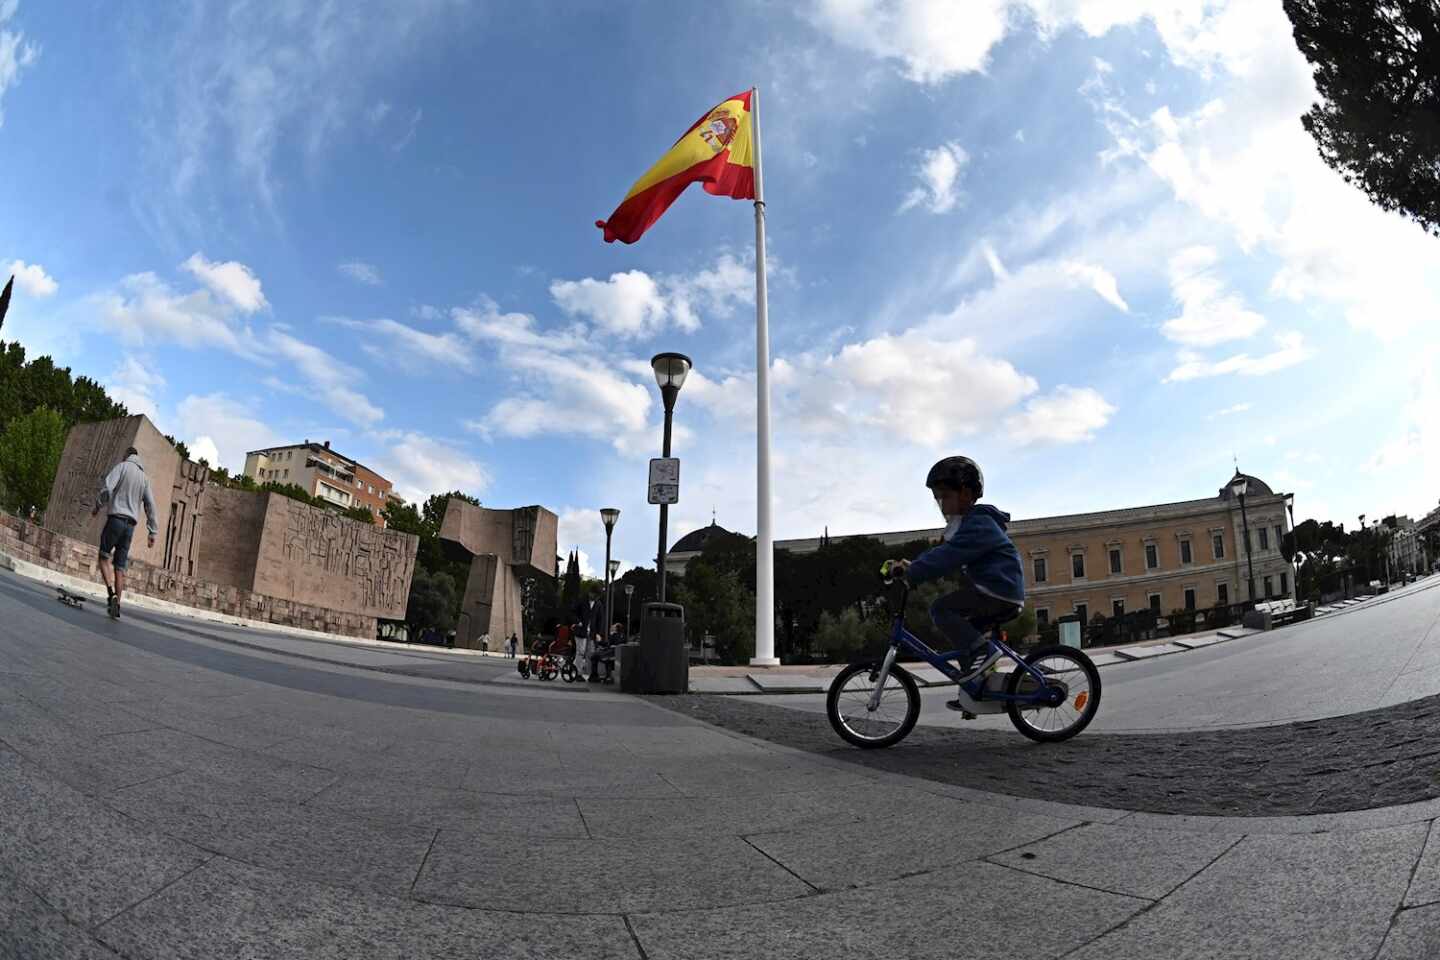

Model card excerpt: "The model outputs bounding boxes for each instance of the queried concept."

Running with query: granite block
[990,822,1241,899]
[1066,823,1429,960]
[1404,822,1440,907]
[415,831,813,913]
[0,866,124,960]
[629,859,1144,960]
[746,673,827,693]
[101,728,337,803]
[306,776,588,836]
[1378,904,1440,960]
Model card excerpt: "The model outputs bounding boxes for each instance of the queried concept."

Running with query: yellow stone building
[775,473,1297,628]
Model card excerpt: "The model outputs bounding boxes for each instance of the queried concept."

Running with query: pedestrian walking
[91,446,157,620]
[479,631,490,653]
[507,632,519,658]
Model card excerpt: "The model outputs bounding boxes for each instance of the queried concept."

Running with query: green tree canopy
[0,407,67,514]
[1285,1,1440,234]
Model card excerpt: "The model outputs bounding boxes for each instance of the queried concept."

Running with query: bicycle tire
[1004,645,1101,743]
[517,659,531,679]
[826,660,920,749]
[561,661,579,683]
[539,658,558,681]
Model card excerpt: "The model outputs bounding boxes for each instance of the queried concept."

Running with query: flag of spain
[596,90,755,244]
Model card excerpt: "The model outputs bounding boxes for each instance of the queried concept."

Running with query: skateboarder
[91,446,157,619]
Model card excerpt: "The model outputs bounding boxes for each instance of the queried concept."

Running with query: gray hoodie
[96,454,158,537]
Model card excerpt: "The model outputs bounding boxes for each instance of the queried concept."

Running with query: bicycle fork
[866,645,901,712]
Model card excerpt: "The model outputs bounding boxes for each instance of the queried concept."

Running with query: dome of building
[1218,471,1274,500]
[669,521,734,555]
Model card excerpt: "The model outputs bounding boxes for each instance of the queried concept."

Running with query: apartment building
[775,472,1297,628]
[242,440,395,526]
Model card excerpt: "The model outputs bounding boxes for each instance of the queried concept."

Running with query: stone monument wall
[196,485,267,591]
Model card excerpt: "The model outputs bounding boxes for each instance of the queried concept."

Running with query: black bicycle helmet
[926,456,984,497]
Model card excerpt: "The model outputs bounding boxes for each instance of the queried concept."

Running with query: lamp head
[1229,476,1248,498]
[608,559,620,576]
[650,352,693,408]
[600,507,620,532]
[624,584,634,596]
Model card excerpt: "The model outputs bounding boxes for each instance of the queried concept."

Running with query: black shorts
[98,515,137,570]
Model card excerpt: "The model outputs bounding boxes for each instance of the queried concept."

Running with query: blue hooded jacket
[905,504,1025,605]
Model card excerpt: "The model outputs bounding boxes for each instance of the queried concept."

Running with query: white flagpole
[750,86,779,666]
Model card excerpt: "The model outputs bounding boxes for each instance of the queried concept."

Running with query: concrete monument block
[440,499,558,650]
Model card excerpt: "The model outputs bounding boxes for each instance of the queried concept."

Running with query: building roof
[244,440,391,488]
[669,521,736,555]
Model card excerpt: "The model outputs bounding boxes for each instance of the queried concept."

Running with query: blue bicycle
[826,567,1102,747]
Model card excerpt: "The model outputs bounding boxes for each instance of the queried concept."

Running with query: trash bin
[617,643,643,693]
[639,602,688,693]
[1056,614,1082,649]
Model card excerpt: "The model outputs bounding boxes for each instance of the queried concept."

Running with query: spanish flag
[596,90,755,244]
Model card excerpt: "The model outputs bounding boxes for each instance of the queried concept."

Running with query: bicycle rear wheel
[1004,645,1101,743]
[826,660,920,749]
[561,661,579,683]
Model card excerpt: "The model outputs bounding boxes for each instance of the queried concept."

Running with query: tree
[814,607,871,661]
[343,505,375,524]
[675,558,755,664]
[1285,1,1440,235]
[406,567,458,639]
[0,407,66,514]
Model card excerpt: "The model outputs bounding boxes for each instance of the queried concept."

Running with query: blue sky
[3,1,1438,575]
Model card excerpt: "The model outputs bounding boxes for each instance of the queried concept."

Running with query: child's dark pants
[929,574,1021,671]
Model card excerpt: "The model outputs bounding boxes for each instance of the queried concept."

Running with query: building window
[1264,575,1274,598]
[1145,543,1158,569]
[1184,588,1196,611]
[1111,598,1125,618]
[283,469,288,479]
[1217,582,1229,606]
[1033,557,1048,583]
[368,484,375,494]
[1036,608,1050,627]
[1274,525,1283,549]
[1259,528,1270,550]
[1075,602,1088,625]
[1148,593,1162,612]
[1180,539,1193,565]
[1072,553,1085,579]
[1280,572,1289,595]
[1212,534,1224,559]
[1109,548,1122,575]
[1245,529,1252,552]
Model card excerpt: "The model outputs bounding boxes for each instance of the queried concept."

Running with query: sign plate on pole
[648,458,680,505]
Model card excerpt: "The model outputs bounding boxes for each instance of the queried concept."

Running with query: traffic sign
[648,458,680,505]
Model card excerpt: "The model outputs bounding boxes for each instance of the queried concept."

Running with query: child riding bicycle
[887,456,1025,711]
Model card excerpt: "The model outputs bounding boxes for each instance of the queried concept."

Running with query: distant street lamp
[601,508,620,646]
[1230,475,1256,602]
[1285,493,1298,600]
[651,352,692,603]
[607,558,620,634]
[624,583,635,638]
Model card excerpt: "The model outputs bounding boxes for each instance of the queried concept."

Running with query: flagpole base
[748,657,781,667]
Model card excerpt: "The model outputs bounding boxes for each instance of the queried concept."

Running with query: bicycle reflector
[1074,692,1089,711]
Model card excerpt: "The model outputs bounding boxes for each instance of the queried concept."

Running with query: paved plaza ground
[3,567,1440,958]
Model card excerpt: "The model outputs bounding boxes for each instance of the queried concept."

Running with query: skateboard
[56,588,88,609]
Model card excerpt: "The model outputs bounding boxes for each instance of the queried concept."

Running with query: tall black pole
[656,394,675,603]
[1239,492,1255,601]
[604,529,614,646]
[1286,498,1298,600]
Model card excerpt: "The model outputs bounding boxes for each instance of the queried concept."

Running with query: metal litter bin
[617,643,643,693]
[1056,614,1082,649]
[639,602,688,693]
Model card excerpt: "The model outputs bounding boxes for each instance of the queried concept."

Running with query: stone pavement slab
[1172,634,1230,650]
[1216,626,1261,640]
[1114,643,1186,660]
[1404,822,1440,907]
[0,699,186,794]
[1379,903,1440,959]
[0,749,211,930]
[688,676,760,694]
[96,855,639,960]
[746,673,826,693]
[414,831,814,914]
[988,822,1241,900]
[0,866,122,960]
[628,860,1146,960]
[1066,823,1429,960]
[746,801,1073,891]
[305,776,590,836]
[1085,650,1128,666]
[100,727,339,803]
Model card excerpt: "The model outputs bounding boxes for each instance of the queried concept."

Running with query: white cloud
[105,355,165,420]
[265,329,383,426]
[1060,261,1127,312]
[328,316,474,373]
[549,252,755,339]
[392,107,422,152]
[1164,331,1311,383]
[1160,246,1265,346]
[5,259,56,297]
[97,271,256,355]
[181,253,267,313]
[369,430,490,505]
[174,393,282,473]
[811,0,1013,84]
[0,1,39,129]
[899,141,968,214]
[338,261,382,286]
[1002,385,1116,445]
[1211,401,1251,418]
[189,436,222,468]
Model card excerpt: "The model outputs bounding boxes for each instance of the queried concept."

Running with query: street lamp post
[1230,475,1256,602]
[650,353,692,603]
[607,558,620,635]
[624,583,635,639]
[1285,493,1298,601]
[600,508,620,647]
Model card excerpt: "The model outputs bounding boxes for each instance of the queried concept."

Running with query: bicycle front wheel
[561,661,579,683]
[827,661,920,749]
[1005,645,1101,743]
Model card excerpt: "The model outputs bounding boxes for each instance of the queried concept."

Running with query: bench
[1243,598,1314,630]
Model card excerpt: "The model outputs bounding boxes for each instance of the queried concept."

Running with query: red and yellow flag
[596,90,755,244]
